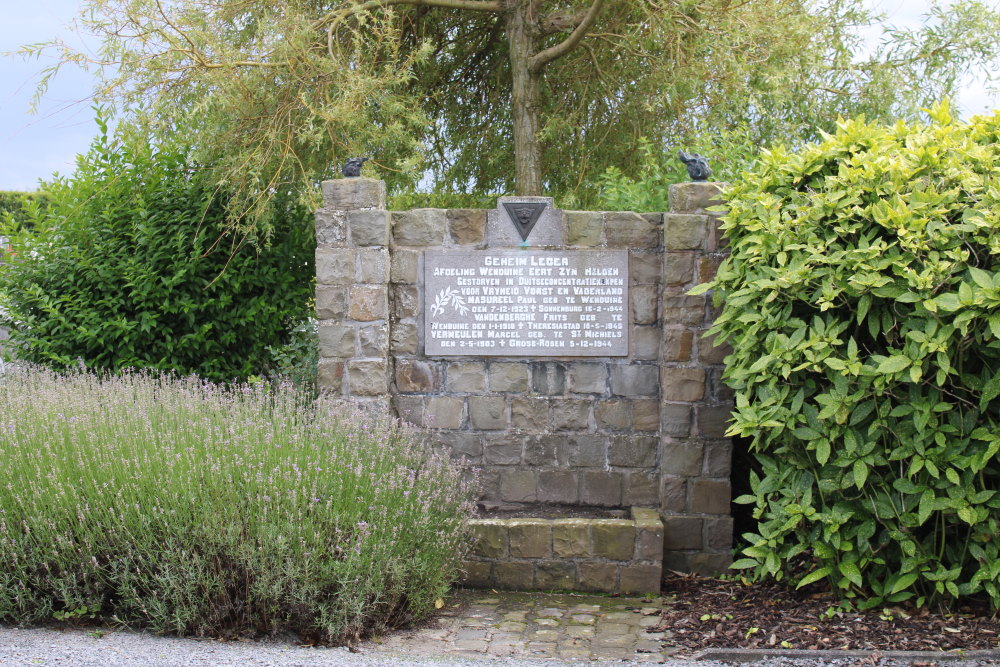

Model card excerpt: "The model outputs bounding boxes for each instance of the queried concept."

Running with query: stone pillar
[659,181,734,575]
[316,178,391,410]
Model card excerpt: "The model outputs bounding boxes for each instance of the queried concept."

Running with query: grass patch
[0,365,473,644]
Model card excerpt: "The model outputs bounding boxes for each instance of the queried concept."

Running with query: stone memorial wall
[315,178,733,575]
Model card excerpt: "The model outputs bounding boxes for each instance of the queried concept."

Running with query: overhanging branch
[528,0,605,73]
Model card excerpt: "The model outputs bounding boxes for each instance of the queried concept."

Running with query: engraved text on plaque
[424,250,629,356]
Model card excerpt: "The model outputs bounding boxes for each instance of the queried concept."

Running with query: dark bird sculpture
[342,157,369,178]
[678,150,711,182]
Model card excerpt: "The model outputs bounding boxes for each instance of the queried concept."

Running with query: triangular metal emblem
[502,202,547,242]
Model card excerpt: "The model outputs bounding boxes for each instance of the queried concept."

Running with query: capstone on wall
[314,178,733,574]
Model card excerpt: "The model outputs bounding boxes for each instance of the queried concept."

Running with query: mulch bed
[651,573,1000,657]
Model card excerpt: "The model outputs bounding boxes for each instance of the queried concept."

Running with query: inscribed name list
[424,250,629,356]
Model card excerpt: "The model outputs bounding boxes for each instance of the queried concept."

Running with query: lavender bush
[0,365,473,644]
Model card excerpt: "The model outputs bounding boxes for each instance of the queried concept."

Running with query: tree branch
[539,9,587,35]
[528,0,604,73]
[326,0,502,59]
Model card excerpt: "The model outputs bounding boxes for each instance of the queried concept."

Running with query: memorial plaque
[424,250,629,356]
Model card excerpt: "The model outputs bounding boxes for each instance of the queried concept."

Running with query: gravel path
[1,626,997,667]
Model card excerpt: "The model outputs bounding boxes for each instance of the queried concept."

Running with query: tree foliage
[23,0,1000,231]
[0,120,314,382]
[701,104,1000,609]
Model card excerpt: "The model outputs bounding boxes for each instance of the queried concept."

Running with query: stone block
[559,434,606,468]
[577,561,618,593]
[391,208,447,246]
[663,252,696,285]
[461,560,493,588]
[620,564,661,595]
[535,560,576,590]
[474,467,501,501]
[484,435,522,465]
[592,521,634,560]
[317,359,344,393]
[395,358,438,393]
[661,403,692,438]
[633,517,664,560]
[661,439,703,476]
[663,213,708,250]
[610,364,658,397]
[500,469,537,503]
[595,400,629,431]
[315,208,346,247]
[662,552,692,573]
[567,363,607,394]
[390,322,417,355]
[662,294,706,326]
[631,286,658,325]
[697,329,731,365]
[316,286,347,320]
[469,520,507,558]
[425,396,464,429]
[608,435,657,468]
[438,432,483,462]
[489,362,530,392]
[348,285,387,321]
[687,553,733,577]
[705,516,734,551]
[469,396,507,430]
[630,252,661,284]
[697,404,733,438]
[707,214,728,251]
[524,435,558,466]
[493,562,536,591]
[660,367,705,402]
[318,324,355,358]
[537,470,578,503]
[662,328,693,362]
[631,400,660,432]
[347,360,388,396]
[623,472,659,506]
[357,248,389,283]
[552,520,591,557]
[393,395,423,425]
[508,520,551,558]
[391,284,419,319]
[390,249,419,283]
[691,478,731,515]
[358,323,388,356]
[662,516,703,550]
[321,178,385,210]
[348,210,390,246]
[511,398,549,430]
[698,253,723,284]
[580,471,622,506]
[447,208,487,245]
[703,439,732,476]
[531,363,566,395]
[605,211,659,249]
[668,182,723,214]
[708,368,735,403]
[447,362,487,392]
[660,476,687,512]
[316,248,355,285]
[631,326,659,361]
[551,399,591,431]
[565,211,603,246]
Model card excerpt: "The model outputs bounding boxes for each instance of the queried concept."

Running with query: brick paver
[363,590,672,662]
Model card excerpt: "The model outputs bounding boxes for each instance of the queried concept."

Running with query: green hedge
[702,104,1000,609]
[0,124,313,381]
[0,190,48,228]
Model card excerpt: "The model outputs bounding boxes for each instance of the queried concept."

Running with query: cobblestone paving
[363,590,671,662]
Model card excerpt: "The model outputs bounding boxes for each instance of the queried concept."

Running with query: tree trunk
[506,0,544,195]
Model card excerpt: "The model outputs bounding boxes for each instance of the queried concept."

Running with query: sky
[1,0,998,192]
